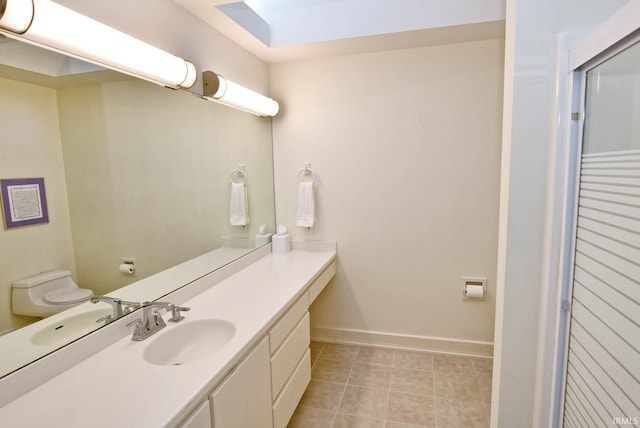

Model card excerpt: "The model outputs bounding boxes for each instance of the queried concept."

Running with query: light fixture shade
[202,70,280,117]
[0,0,196,89]
[0,0,33,33]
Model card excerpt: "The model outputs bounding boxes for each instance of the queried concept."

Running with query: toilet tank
[11,270,73,292]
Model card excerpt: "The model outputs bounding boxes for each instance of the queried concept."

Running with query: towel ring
[297,167,316,184]
[231,169,247,184]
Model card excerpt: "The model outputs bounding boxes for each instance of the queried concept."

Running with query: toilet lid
[43,288,93,305]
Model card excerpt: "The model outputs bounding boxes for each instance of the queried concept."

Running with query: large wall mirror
[0,36,276,378]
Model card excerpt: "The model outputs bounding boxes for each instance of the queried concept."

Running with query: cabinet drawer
[309,261,336,304]
[272,349,311,428]
[271,313,310,399]
[269,292,309,354]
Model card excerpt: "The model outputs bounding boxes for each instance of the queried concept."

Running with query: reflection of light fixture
[0,0,196,89]
[202,71,280,117]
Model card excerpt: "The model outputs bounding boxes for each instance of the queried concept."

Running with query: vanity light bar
[0,0,197,89]
[202,70,280,117]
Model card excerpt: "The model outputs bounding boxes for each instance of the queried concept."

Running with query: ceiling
[173,0,506,63]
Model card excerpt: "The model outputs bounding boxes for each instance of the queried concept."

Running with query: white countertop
[0,246,254,379]
[0,247,336,427]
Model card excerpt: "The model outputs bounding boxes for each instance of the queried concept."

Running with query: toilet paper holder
[462,277,486,299]
[120,258,136,275]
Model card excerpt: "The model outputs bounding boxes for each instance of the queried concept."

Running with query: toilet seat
[43,288,93,305]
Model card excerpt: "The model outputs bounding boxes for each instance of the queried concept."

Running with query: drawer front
[271,313,310,398]
[269,292,309,354]
[272,349,311,428]
[309,261,336,304]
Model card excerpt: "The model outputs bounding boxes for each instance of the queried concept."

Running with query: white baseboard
[311,327,494,358]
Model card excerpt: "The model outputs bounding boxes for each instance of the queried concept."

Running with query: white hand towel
[296,181,315,227]
[230,182,249,226]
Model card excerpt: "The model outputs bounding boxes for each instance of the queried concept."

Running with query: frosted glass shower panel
[582,41,640,154]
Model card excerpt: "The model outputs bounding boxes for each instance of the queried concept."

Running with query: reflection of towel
[230,182,249,226]
[296,181,315,227]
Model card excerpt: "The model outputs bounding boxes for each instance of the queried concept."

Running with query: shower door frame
[544,3,640,427]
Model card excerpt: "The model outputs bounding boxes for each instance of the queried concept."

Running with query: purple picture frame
[1,178,49,229]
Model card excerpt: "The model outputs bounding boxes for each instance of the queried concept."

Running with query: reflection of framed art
[1,178,49,229]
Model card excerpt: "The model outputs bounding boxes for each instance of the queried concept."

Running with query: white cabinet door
[179,400,212,428]
[210,336,272,428]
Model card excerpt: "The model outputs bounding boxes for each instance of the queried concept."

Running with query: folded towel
[230,182,249,226]
[296,181,315,227]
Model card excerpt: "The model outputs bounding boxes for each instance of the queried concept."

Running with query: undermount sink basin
[31,308,112,347]
[143,319,236,366]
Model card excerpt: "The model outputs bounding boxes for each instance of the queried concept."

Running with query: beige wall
[57,79,274,296]
[271,38,504,352]
[0,77,76,334]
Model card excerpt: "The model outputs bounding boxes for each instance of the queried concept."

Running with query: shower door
[562,40,640,427]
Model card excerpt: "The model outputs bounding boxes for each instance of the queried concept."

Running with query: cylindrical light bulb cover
[202,71,279,117]
[0,0,33,33]
[0,0,197,89]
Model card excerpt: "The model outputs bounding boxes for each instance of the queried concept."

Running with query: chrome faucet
[91,296,141,324]
[127,302,164,341]
[126,301,191,341]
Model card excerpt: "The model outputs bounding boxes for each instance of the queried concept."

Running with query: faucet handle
[169,306,190,323]
[127,318,142,328]
[91,296,121,304]
[121,300,141,315]
[96,314,113,325]
[127,319,144,341]
[151,301,190,322]
[152,308,166,329]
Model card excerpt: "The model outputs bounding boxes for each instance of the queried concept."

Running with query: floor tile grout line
[383,374,391,426]
[310,342,325,371]
[472,360,490,426]
[328,384,344,427]
[387,350,431,428]
[329,345,359,427]
[433,357,439,428]
[384,348,396,425]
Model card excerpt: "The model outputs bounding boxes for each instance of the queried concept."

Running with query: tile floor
[288,342,492,428]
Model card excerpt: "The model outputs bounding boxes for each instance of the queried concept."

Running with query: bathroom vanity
[0,243,336,427]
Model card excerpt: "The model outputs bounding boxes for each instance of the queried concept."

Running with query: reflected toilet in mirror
[11,270,93,318]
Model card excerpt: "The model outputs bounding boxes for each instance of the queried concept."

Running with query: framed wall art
[1,178,49,229]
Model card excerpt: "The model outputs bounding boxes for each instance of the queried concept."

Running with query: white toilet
[11,270,94,317]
